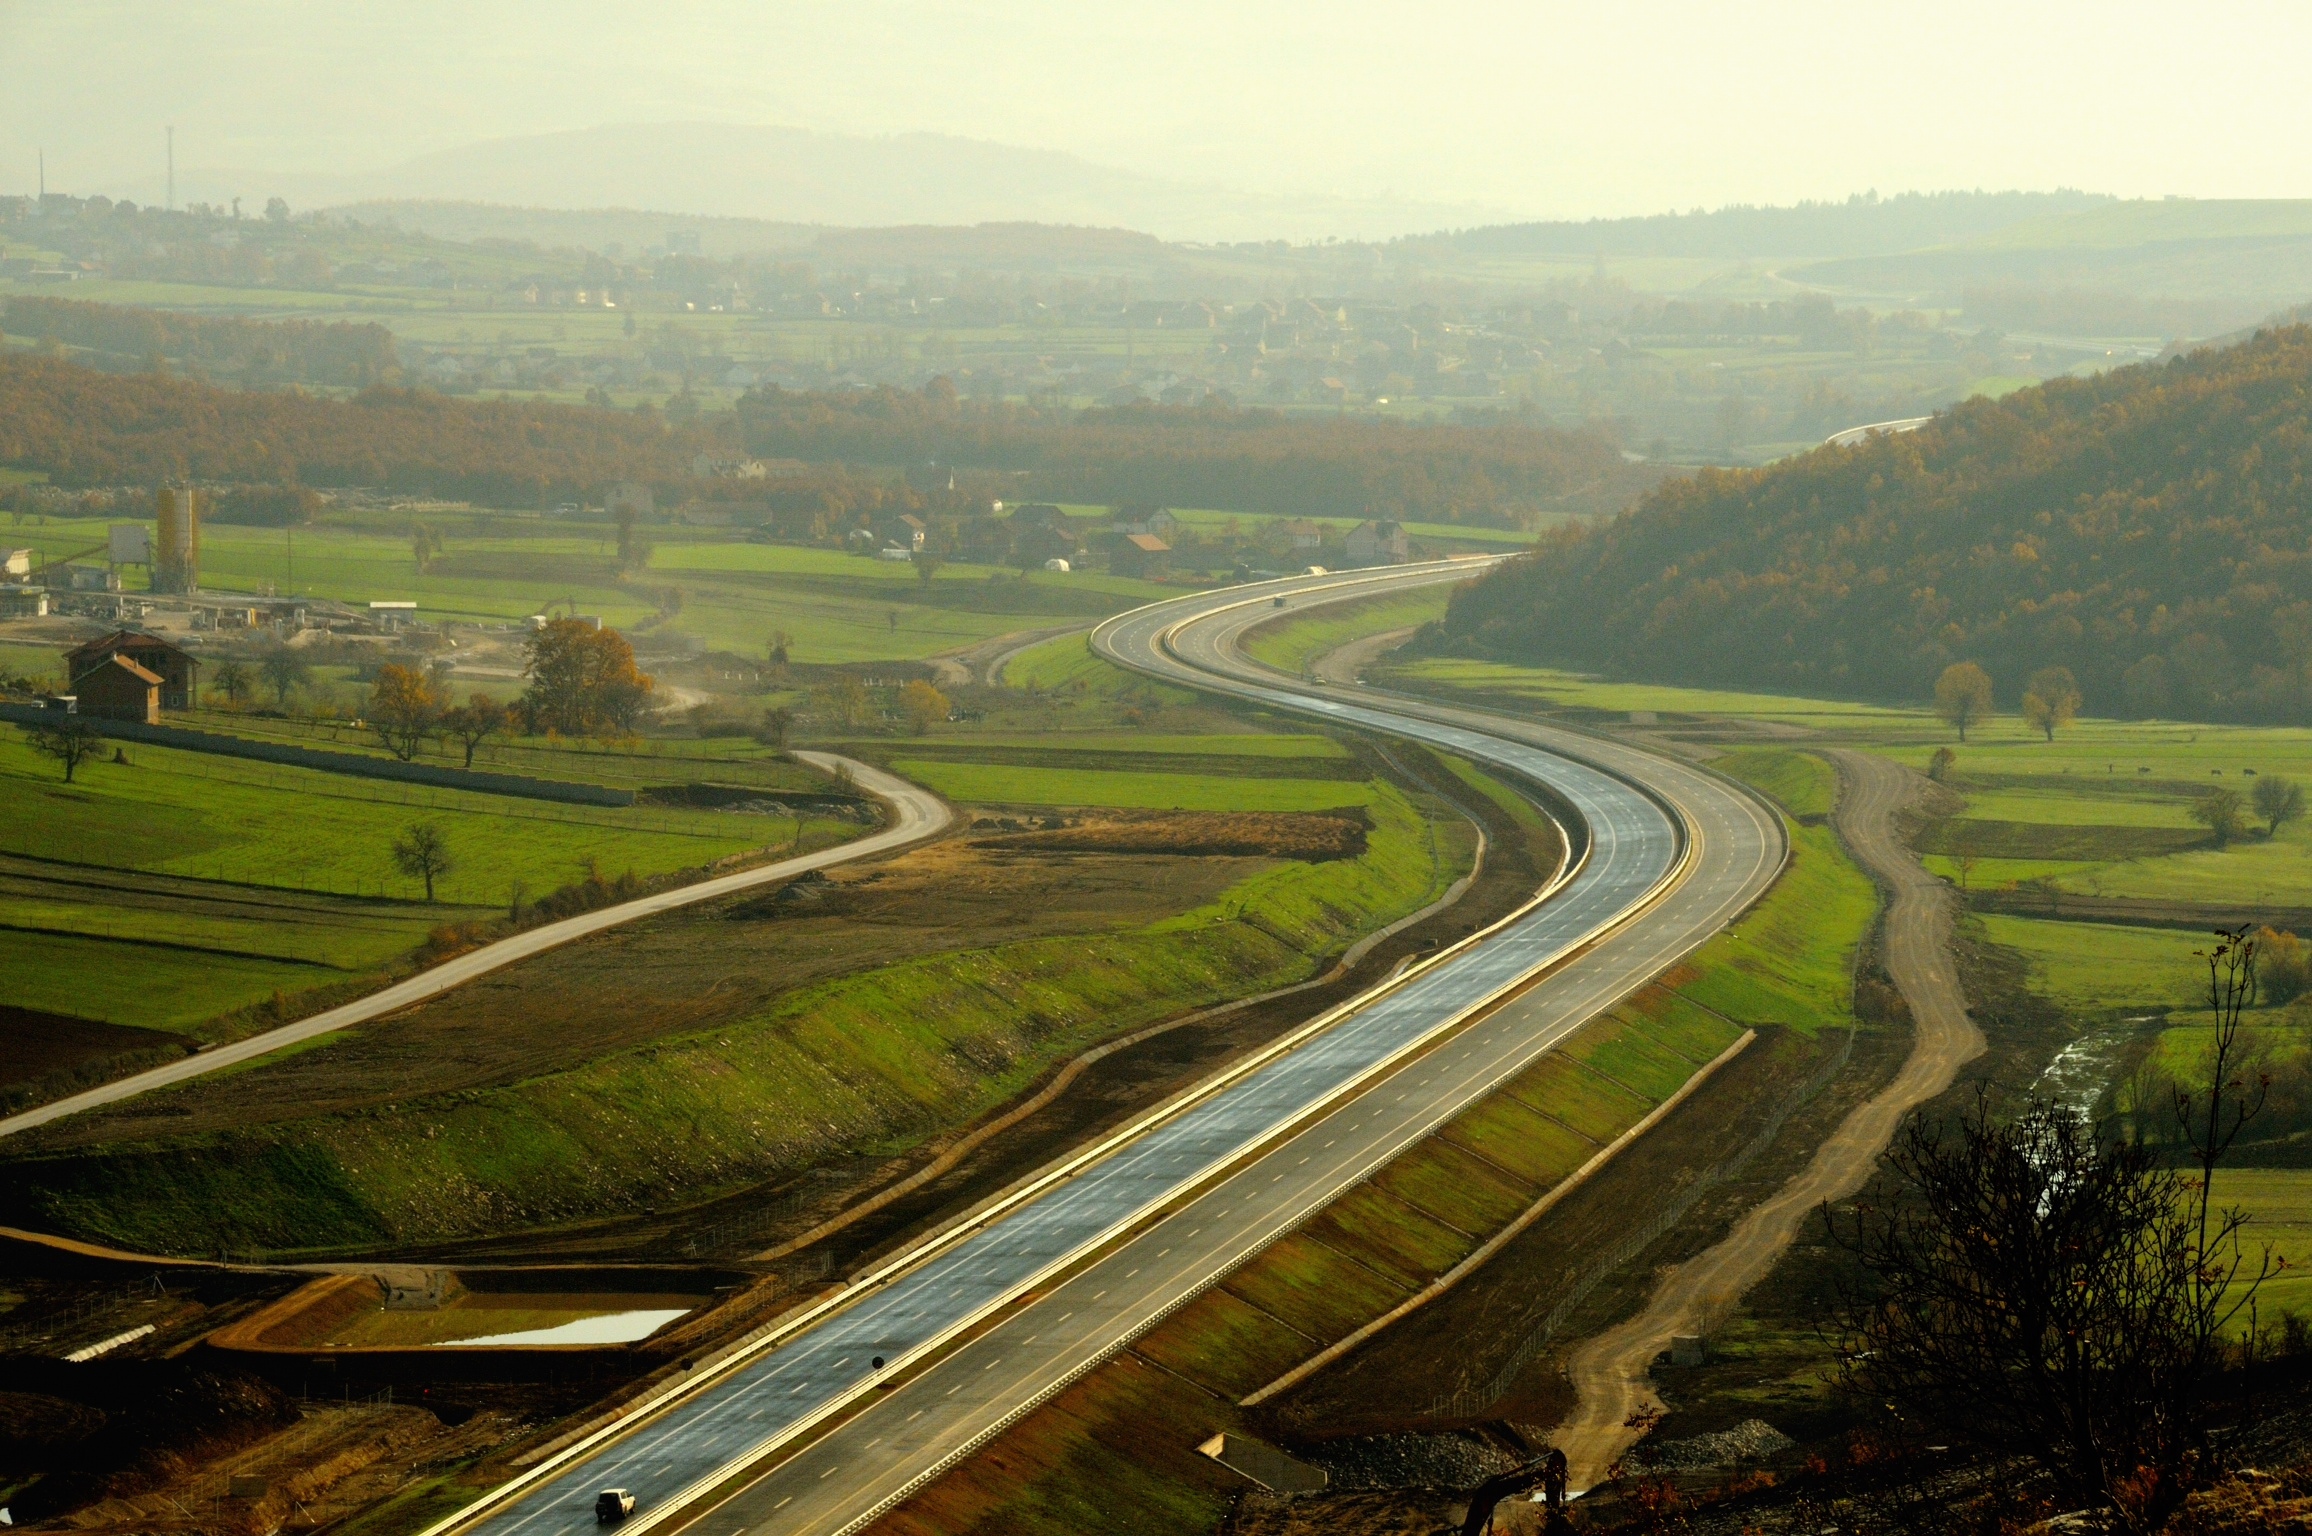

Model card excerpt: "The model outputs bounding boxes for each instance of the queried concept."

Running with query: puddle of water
[437,1308,691,1347]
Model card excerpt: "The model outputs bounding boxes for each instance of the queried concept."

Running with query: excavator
[1456,1445,1569,1536]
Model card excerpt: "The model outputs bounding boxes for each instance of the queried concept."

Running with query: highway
[0,753,949,1142]
[429,565,1786,1536]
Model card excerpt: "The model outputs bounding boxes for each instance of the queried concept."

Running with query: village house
[1113,533,1171,579]
[72,652,161,724]
[66,631,198,711]
[1345,519,1410,567]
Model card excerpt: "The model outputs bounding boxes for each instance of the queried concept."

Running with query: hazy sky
[8,0,2312,222]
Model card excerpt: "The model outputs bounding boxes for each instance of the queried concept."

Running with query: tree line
[0,353,713,503]
[736,378,1646,528]
[1440,326,2312,723]
[1,297,400,388]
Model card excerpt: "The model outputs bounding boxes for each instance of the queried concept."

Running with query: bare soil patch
[969,808,1369,861]
[0,1006,180,1089]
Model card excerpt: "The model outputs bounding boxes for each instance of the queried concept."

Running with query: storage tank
[154,484,202,593]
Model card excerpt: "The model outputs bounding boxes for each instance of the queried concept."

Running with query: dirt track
[1549,748,1985,1488]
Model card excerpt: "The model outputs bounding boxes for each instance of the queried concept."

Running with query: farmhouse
[1346,519,1410,567]
[66,630,198,712]
[72,652,161,724]
[1113,533,1171,578]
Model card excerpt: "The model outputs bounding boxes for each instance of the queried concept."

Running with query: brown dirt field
[0,1005,180,1088]
[968,808,1369,861]
[26,839,1277,1152]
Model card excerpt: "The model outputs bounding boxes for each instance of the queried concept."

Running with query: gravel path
[1550,748,1984,1488]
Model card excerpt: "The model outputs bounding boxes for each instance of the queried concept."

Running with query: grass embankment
[0,726,855,1038]
[1239,586,1452,677]
[867,752,1878,1535]
[1,749,1474,1256]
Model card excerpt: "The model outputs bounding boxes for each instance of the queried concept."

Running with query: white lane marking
[775,1497,791,1510]
[907,1410,924,1421]
[818,1465,839,1479]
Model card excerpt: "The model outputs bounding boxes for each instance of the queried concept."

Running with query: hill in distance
[294,122,1513,244]
[1414,188,2115,260]
[1439,325,2312,725]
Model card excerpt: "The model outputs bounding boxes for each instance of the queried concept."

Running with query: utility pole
[166,126,174,211]
[36,147,43,200]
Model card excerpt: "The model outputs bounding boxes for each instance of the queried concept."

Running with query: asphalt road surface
[436,566,1785,1536]
[0,753,949,1142]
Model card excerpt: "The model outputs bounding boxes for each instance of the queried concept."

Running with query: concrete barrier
[0,703,635,806]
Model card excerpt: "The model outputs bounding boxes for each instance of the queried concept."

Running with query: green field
[0,724,856,1036]
[4,511,1183,665]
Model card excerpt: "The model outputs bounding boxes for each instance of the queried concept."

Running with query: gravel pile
[1635,1419,1796,1470]
[1301,1432,1523,1491]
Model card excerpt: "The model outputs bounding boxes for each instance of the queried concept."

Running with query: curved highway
[430,566,1785,1536]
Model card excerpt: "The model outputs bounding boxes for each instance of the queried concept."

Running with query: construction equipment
[1458,1446,1568,1536]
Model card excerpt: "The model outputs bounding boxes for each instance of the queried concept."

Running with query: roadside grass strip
[891,759,1385,813]
[1240,587,1452,676]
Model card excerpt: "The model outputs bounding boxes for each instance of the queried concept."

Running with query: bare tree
[26,717,103,782]
[211,659,254,707]
[441,692,507,768]
[391,822,455,902]
[2252,774,2304,838]
[1831,931,2273,1530]
[259,647,309,708]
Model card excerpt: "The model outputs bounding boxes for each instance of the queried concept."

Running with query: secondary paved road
[1550,747,1986,1487]
[0,754,949,1142]
[428,565,1784,1536]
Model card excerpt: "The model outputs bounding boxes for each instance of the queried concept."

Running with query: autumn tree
[441,692,507,768]
[367,663,447,761]
[391,821,454,901]
[2252,774,2304,838]
[2021,665,2081,741]
[759,705,794,747]
[817,675,870,728]
[899,679,950,734]
[520,619,653,737]
[766,629,792,669]
[1934,662,1994,741]
[26,717,102,782]
[2190,786,2247,848]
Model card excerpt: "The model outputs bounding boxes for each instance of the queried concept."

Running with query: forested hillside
[1440,327,2312,723]
[0,353,703,502]
[737,382,1642,526]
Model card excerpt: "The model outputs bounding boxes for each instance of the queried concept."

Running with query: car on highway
[595,1489,635,1523]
